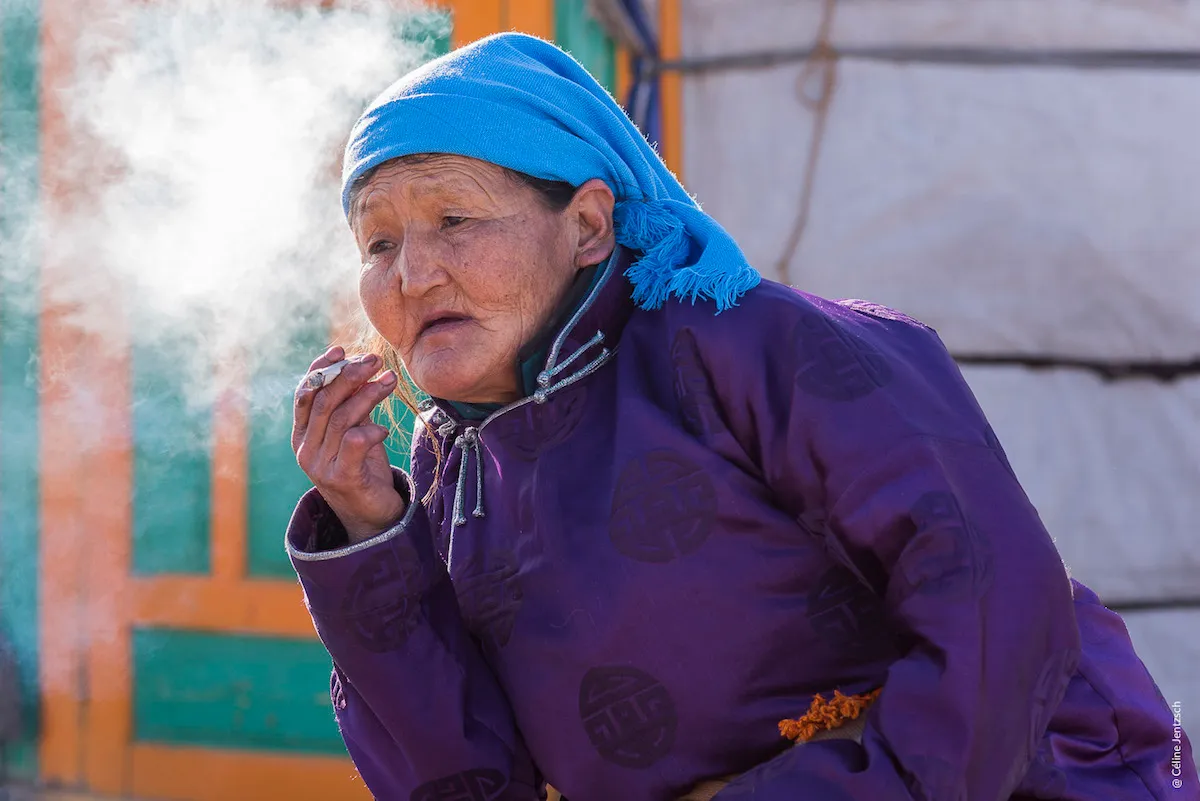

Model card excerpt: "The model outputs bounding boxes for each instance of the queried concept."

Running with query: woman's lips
[420,316,471,337]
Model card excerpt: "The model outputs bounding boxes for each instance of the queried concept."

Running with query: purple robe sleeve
[685,290,1082,800]
[287,465,542,801]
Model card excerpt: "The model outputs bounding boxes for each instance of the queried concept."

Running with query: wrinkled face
[353,155,607,404]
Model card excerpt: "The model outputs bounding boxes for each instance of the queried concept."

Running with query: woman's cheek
[359,269,401,341]
[358,260,382,306]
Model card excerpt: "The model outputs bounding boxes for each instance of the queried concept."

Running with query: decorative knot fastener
[778,687,882,744]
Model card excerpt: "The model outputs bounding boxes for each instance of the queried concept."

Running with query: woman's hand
[292,346,405,544]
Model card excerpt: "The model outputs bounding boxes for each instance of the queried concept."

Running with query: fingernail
[350,353,378,365]
[381,370,397,385]
[325,345,343,358]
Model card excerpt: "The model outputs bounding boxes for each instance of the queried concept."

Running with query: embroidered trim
[286,470,418,562]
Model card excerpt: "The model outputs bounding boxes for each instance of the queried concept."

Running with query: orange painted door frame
[39,0,94,788]
[446,0,552,47]
[658,0,683,180]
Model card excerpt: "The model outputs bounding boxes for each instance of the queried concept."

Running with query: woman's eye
[441,216,467,230]
[367,240,395,256]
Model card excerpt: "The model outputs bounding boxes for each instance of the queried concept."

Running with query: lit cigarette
[303,359,349,390]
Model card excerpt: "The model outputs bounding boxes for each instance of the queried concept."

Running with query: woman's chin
[409,356,514,405]
[411,372,472,403]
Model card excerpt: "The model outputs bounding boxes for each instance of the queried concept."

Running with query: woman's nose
[395,233,449,297]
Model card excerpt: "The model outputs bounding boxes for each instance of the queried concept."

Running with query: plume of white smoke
[55,0,443,411]
[0,0,448,704]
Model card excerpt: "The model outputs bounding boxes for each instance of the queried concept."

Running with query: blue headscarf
[342,32,759,313]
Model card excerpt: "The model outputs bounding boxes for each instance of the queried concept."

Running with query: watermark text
[1172,701,1184,790]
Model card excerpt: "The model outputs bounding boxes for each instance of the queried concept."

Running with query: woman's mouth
[420,315,471,337]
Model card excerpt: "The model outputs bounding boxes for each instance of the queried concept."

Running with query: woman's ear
[571,178,616,268]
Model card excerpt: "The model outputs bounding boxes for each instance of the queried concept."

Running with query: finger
[292,345,347,452]
[307,345,345,373]
[320,370,398,461]
[350,370,400,428]
[305,353,384,458]
[334,422,391,468]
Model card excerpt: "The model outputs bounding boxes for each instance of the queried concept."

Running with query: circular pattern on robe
[339,546,424,653]
[806,565,891,656]
[792,310,892,401]
[671,329,723,438]
[409,768,508,801]
[578,666,677,769]
[454,552,524,649]
[609,451,716,563]
[489,385,588,460]
[902,491,995,598]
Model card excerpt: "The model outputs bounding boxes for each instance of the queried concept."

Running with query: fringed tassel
[615,200,690,310]
[778,687,882,744]
[614,200,759,314]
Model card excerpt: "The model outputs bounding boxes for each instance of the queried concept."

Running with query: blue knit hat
[342,32,759,312]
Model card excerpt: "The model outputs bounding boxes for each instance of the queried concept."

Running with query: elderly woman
[287,33,1193,801]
